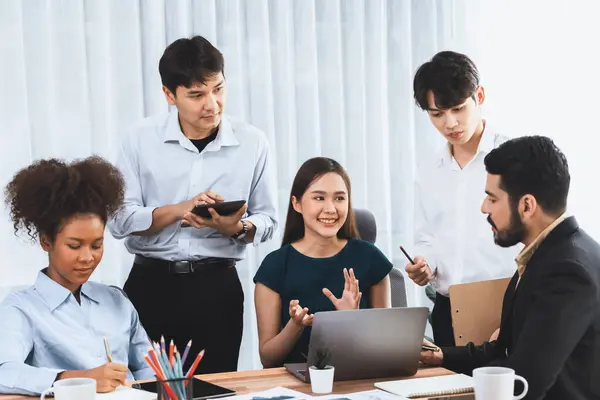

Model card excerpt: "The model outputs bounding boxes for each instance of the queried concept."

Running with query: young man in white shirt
[405,51,518,346]
[108,36,278,374]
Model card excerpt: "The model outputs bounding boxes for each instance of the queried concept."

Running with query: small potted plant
[309,349,334,394]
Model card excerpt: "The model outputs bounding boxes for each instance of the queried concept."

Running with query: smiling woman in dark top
[253,157,392,368]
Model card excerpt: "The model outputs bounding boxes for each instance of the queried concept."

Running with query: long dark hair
[281,157,359,246]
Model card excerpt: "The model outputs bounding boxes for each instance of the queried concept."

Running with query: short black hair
[159,35,224,95]
[484,136,570,216]
[4,156,125,242]
[413,51,480,110]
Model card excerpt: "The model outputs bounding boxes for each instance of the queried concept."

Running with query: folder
[449,278,511,346]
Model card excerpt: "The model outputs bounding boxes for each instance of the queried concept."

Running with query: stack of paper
[225,387,404,400]
[96,385,157,399]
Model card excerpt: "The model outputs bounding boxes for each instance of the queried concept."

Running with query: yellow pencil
[103,336,113,362]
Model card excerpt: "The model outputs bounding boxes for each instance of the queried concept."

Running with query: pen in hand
[103,336,113,362]
[422,343,441,352]
[400,246,415,264]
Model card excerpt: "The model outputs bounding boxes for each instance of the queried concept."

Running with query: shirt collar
[162,108,239,150]
[80,281,100,304]
[209,114,239,150]
[436,120,495,167]
[34,269,100,311]
[515,212,568,276]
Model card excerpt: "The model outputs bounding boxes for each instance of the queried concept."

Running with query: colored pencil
[181,340,192,366]
[185,349,205,379]
[169,339,175,367]
[160,335,166,353]
[144,355,178,400]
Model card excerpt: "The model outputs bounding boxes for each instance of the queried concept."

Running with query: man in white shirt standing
[108,36,278,374]
[405,51,518,346]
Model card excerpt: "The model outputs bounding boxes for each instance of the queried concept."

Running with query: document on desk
[316,389,406,400]
[227,386,312,400]
[96,385,157,399]
[226,387,404,400]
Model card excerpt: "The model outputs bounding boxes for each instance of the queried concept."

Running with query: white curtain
[1,0,477,370]
[468,0,600,242]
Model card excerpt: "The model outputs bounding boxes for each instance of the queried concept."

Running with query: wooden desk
[0,367,456,399]
[198,367,454,395]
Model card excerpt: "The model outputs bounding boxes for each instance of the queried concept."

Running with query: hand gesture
[405,256,433,286]
[289,300,314,326]
[83,362,128,393]
[323,268,362,311]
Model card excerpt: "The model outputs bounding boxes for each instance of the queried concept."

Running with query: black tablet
[137,379,235,400]
[191,200,246,219]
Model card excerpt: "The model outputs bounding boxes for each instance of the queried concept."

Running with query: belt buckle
[171,261,193,274]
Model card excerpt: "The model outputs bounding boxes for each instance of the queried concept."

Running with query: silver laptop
[285,307,429,382]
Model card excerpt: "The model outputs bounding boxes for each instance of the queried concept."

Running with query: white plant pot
[309,365,335,394]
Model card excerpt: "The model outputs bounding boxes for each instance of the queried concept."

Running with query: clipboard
[448,278,511,346]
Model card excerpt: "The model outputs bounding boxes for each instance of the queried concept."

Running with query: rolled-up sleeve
[244,136,278,246]
[0,302,63,396]
[108,134,156,239]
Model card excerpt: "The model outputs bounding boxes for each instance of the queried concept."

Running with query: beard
[487,206,525,248]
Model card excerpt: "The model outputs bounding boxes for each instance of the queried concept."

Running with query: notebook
[375,374,474,398]
[96,385,157,399]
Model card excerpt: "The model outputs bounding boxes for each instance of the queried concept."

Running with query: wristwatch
[231,220,248,240]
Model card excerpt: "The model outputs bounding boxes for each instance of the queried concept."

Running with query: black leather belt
[134,255,236,275]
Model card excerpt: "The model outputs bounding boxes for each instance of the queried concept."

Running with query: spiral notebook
[375,374,474,398]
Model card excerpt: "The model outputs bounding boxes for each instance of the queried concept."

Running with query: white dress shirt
[414,126,520,296]
[108,108,278,261]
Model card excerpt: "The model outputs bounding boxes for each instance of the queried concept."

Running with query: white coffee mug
[473,367,528,400]
[40,377,96,400]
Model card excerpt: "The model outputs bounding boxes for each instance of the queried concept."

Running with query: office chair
[353,208,407,308]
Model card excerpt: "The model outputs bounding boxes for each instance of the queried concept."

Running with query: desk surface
[0,366,456,399]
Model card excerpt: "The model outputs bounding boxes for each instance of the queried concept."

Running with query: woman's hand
[323,268,362,310]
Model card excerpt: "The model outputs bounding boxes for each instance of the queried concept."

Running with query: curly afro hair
[4,156,125,242]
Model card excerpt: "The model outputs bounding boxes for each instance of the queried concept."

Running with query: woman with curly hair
[0,156,154,396]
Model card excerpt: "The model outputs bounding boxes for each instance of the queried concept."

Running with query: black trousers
[124,261,244,374]
[431,293,456,347]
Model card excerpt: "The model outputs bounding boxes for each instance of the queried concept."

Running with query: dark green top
[253,238,393,365]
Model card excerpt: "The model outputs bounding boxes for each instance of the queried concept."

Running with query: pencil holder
[156,377,194,400]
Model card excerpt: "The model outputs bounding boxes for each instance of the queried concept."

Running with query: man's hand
[420,338,444,366]
[133,191,224,236]
[289,300,314,326]
[405,256,434,286]
[182,200,248,236]
[181,191,224,215]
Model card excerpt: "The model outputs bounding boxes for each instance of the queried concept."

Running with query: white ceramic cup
[309,365,335,394]
[40,377,96,400]
[473,367,528,400]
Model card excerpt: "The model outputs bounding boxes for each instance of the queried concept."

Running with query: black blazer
[443,217,600,400]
